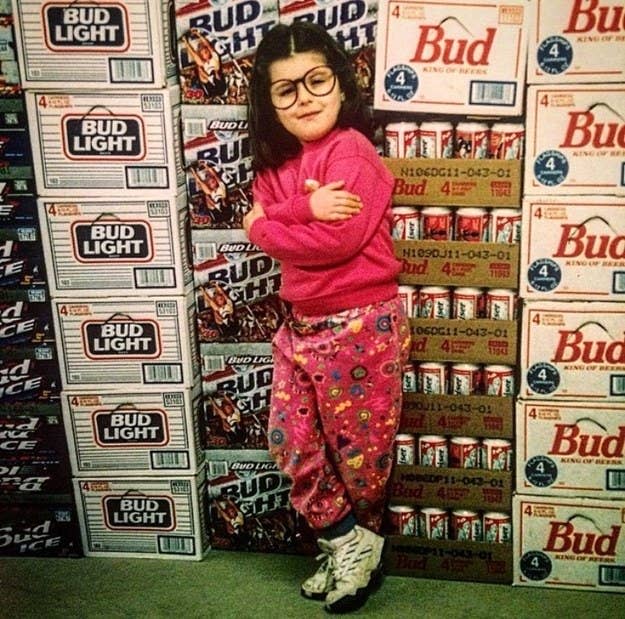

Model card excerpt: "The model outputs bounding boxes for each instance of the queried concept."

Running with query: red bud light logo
[72,220,153,262]
[104,495,175,530]
[93,409,168,447]
[82,318,161,359]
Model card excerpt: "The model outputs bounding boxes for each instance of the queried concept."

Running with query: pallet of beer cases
[205,449,315,555]
[174,0,279,105]
[11,0,178,89]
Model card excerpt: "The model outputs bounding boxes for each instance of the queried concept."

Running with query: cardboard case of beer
[0,285,56,347]
[25,86,184,196]
[73,470,209,560]
[520,195,625,301]
[62,385,204,477]
[374,0,532,116]
[513,494,625,593]
[525,84,625,196]
[52,293,200,391]
[39,191,192,297]
[11,0,178,89]
[519,300,625,402]
[516,399,625,500]
[527,0,625,84]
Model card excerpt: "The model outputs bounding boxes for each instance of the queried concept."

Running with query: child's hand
[243,202,266,237]
[306,179,362,222]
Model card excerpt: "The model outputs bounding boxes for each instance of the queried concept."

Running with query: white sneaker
[300,538,336,600]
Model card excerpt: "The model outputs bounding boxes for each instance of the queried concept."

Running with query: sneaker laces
[332,530,372,583]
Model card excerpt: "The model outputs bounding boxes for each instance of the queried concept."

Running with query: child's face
[269,51,342,144]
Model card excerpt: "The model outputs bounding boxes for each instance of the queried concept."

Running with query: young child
[243,22,410,614]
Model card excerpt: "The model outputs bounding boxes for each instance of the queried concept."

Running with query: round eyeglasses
[270,65,337,110]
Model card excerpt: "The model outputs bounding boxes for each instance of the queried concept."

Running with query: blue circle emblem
[384,65,418,102]
[534,150,569,186]
[528,258,562,292]
[537,36,573,75]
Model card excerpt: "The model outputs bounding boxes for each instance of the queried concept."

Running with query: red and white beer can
[417,362,448,395]
[454,207,490,242]
[449,436,481,468]
[392,206,421,240]
[395,433,416,465]
[451,509,482,541]
[418,121,454,159]
[402,361,418,393]
[385,122,419,158]
[422,206,453,241]
[483,364,515,397]
[418,434,448,467]
[454,122,490,159]
[398,284,419,318]
[452,287,484,320]
[484,288,517,320]
[483,511,512,543]
[489,208,522,244]
[387,505,418,536]
[489,123,525,160]
[450,363,482,395]
[418,286,451,319]
[419,507,448,539]
[482,438,513,471]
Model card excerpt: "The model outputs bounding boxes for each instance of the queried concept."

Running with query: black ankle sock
[321,512,357,541]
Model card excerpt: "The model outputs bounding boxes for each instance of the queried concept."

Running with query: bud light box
[528,0,625,85]
[39,192,192,297]
[52,294,200,391]
[279,0,378,105]
[516,399,625,500]
[201,342,272,450]
[374,0,532,116]
[520,196,625,301]
[520,300,625,402]
[513,494,625,593]
[525,84,625,196]
[25,87,184,196]
[62,386,203,477]
[175,0,279,104]
[181,104,252,229]
[11,0,178,89]
[73,470,210,560]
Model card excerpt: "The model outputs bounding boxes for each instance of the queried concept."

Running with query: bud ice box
[11,0,177,89]
[39,192,192,297]
[374,0,531,116]
[52,294,199,391]
[73,470,209,560]
[0,285,55,347]
[25,87,184,196]
[62,386,203,477]
[525,84,625,196]
[520,196,625,301]
[513,494,625,593]
[520,300,625,401]
[527,0,625,84]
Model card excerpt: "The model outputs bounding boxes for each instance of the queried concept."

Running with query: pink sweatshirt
[248,127,400,315]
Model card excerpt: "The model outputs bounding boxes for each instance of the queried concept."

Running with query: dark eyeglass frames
[270,65,337,110]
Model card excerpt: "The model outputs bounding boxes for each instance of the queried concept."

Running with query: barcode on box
[194,243,217,262]
[126,167,168,189]
[135,268,176,288]
[600,565,625,586]
[110,59,154,83]
[209,461,228,477]
[202,356,226,373]
[151,452,189,470]
[607,470,625,490]
[144,364,183,383]
[471,81,516,106]
[184,119,207,139]
[158,535,195,555]
[611,375,625,396]
[614,273,625,294]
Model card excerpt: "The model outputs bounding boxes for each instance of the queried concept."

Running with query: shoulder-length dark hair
[247,21,373,172]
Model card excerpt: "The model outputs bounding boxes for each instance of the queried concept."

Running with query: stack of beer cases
[373,0,534,584]
[11,0,209,561]
[513,0,625,594]
[0,4,83,559]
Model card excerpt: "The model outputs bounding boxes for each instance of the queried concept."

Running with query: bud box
[0,224,48,288]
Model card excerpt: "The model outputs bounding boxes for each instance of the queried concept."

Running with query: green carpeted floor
[3,550,625,618]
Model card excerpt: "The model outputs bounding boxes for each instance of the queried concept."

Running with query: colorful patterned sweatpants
[268,295,411,534]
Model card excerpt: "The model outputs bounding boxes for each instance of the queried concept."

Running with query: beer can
[483,511,512,543]
[489,122,525,160]
[418,434,448,467]
[452,287,484,320]
[385,122,419,158]
[451,509,482,541]
[418,121,454,159]
[482,438,513,471]
[483,364,515,397]
[450,363,482,396]
[454,207,490,242]
[418,285,451,319]
[484,288,517,320]
[454,121,490,159]
[422,206,453,241]
[398,284,419,318]
[402,361,418,393]
[419,507,448,539]
[387,505,418,536]
[417,362,448,395]
[449,436,481,468]
[395,433,416,465]
[392,206,421,240]
[489,208,522,244]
